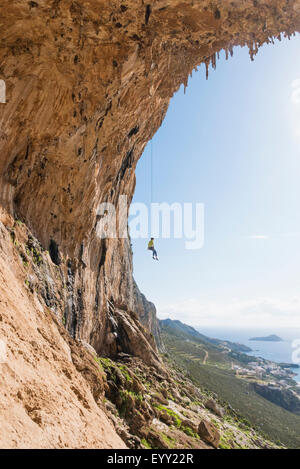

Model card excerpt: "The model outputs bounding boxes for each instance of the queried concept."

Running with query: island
[249,334,283,342]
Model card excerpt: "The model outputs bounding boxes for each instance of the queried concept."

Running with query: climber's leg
[148,246,155,258]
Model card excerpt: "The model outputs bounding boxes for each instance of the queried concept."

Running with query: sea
[196,327,300,383]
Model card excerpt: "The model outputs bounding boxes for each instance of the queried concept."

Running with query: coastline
[196,327,300,383]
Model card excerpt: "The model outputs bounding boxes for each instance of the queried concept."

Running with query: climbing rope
[150,138,154,204]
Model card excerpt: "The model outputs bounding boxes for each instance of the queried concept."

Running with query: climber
[148,237,159,261]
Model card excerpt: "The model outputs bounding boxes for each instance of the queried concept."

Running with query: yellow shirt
[148,240,154,248]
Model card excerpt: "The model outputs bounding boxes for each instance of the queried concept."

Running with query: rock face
[198,420,220,449]
[1,0,300,360]
[133,279,164,351]
[97,354,280,450]
[205,399,225,418]
[253,383,300,416]
[0,0,300,448]
[0,221,125,449]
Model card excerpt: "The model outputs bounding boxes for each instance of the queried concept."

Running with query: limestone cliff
[1,0,300,448]
[133,279,164,351]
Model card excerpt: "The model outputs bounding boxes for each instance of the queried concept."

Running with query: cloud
[157,296,300,329]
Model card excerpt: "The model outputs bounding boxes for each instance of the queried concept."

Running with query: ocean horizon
[195,326,300,383]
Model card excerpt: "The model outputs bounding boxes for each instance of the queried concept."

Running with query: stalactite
[205,59,209,80]
[248,40,260,61]
[248,42,254,61]
[211,52,216,70]
[183,75,188,93]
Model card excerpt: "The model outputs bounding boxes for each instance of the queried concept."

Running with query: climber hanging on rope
[148,237,159,261]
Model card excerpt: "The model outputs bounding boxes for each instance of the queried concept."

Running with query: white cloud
[157,296,300,329]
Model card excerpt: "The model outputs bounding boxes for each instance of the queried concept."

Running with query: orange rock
[198,419,221,449]
[0,0,299,449]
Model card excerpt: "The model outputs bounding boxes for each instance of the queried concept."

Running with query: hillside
[161,319,252,353]
[160,319,300,449]
[96,354,282,450]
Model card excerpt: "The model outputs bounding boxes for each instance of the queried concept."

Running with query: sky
[130,34,300,330]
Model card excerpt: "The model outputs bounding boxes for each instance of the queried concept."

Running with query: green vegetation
[219,438,232,450]
[25,242,43,266]
[94,356,106,372]
[219,428,239,449]
[159,433,176,448]
[161,323,300,449]
[95,356,133,384]
[229,350,255,365]
[19,251,29,268]
[120,389,143,403]
[95,356,112,368]
[141,438,152,449]
[14,219,23,227]
[119,364,133,383]
[153,403,199,440]
[10,229,17,245]
[118,390,143,417]
[154,403,182,427]
[94,356,144,419]
[181,425,199,439]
